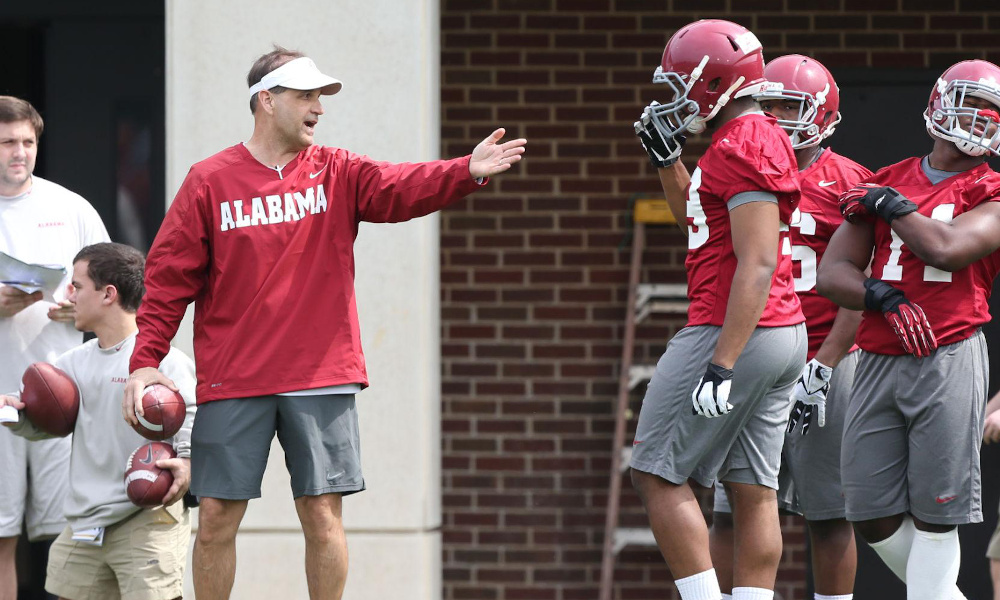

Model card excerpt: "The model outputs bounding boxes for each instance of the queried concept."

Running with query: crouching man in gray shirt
[1,242,196,600]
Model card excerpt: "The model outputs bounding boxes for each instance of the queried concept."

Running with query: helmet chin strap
[690,75,748,133]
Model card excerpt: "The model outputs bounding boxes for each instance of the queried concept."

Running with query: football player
[817,59,1000,600]
[710,54,871,600]
[631,20,806,600]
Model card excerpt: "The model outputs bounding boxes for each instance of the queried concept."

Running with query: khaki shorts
[45,504,190,600]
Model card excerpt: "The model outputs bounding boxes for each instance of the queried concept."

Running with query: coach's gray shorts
[713,457,799,515]
[191,394,365,500]
[631,324,806,489]
[842,332,986,525]
[783,349,859,521]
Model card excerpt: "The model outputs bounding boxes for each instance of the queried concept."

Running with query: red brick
[904,32,957,48]
[846,32,902,48]
[872,14,925,29]
[872,51,926,68]
[524,15,580,30]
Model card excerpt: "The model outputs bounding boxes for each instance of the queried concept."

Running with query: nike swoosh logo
[874,195,885,209]
[309,169,325,179]
[326,470,345,481]
[935,494,957,504]
[818,180,837,187]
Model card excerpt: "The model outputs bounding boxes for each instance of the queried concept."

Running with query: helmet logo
[815,83,830,106]
[732,31,762,54]
[936,78,949,94]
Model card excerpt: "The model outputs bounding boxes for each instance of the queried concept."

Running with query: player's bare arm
[155,456,191,506]
[123,367,178,426]
[468,128,526,179]
[711,199,780,369]
[889,201,1000,272]
[812,307,862,368]
[0,286,42,318]
[816,220,874,310]
[634,104,688,232]
[657,162,690,234]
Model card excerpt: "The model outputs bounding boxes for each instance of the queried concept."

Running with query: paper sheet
[0,251,66,299]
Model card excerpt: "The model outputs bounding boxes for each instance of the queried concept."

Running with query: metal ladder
[598,199,689,600]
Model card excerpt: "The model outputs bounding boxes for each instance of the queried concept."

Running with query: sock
[815,595,853,600]
[675,568,722,600]
[732,588,773,600]
[866,516,966,600]
[868,516,916,582]
[722,595,733,600]
[906,528,961,600]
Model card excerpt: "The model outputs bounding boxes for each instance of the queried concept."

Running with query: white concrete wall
[165,1,443,597]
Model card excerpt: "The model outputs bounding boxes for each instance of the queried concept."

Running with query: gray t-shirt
[10,331,196,530]
[921,155,967,185]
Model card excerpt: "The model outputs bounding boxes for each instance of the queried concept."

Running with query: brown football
[21,362,80,437]
[132,384,186,441]
[124,441,176,507]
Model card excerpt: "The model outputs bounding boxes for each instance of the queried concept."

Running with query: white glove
[786,359,833,435]
[692,363,734,418]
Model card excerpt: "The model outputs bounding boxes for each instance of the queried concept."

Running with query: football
[20,362,80,437]
[132,384,186,441]
[124,441,176,507]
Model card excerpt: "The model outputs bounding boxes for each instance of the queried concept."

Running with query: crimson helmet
[754,54,841,149]
[648,19,767,138]
[924,60,1000,157]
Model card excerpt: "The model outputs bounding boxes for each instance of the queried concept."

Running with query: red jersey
[792,150,873,359]
[858,158,1000,355]
[130,144,483,403]
[685,113,805,327]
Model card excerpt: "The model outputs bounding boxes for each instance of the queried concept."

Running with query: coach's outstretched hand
[863,278,938,358]
[123,367,180,427]
[469,128,527,179]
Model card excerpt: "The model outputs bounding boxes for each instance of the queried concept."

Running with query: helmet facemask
[925,78,1000,157]
[756,84,842,150]
[648,55,751,138]
[647,65,702,138]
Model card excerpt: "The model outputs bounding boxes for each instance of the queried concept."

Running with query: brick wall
[440,2,1000,599]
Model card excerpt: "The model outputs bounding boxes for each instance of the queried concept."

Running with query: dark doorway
[0,1,165,251]
[831,66,998,600]
[0,4,165,599]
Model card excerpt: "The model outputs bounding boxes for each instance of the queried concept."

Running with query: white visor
[248,57,342,97]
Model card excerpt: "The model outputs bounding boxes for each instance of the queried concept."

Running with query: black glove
[864,278,938,358]
[840,184,918,224]
[634,103,685,168]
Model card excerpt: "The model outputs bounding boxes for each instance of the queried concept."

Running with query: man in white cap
[122,46,526,599]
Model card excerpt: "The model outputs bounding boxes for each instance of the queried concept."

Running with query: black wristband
[873,187,918,223]
[705,362,734,382]
[863,278,906,313]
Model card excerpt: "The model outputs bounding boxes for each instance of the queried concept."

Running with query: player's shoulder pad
[713,116,798,194]
[827,151,874,182]
[966,166,1000,203]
